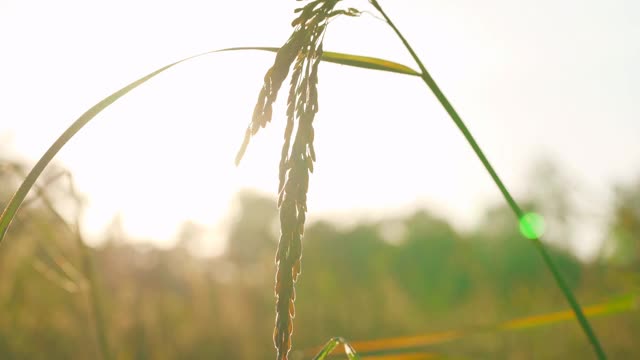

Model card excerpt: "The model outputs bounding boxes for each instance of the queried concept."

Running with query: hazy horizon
[2,0,639,260]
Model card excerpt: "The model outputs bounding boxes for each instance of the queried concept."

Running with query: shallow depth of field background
[1,0,639,358]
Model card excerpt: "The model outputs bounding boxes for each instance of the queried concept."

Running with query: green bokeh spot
[519,213,545,239]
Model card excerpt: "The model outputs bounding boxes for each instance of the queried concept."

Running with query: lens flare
[519,212,545,239]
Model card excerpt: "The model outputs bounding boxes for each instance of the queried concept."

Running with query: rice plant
[0,0,607,359]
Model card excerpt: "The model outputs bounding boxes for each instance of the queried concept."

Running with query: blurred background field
[1,156,638,359]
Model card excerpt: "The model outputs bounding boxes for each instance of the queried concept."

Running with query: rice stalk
[234,1,361,359]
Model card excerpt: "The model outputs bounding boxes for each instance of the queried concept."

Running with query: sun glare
[58,54,285,245]
[0,0,494,248]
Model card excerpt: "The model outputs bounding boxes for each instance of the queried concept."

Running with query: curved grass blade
[0,47,418,244]
[368,0,606,357]
[312,294,636,356]
[313,337,361,360]
[0,52,200,243]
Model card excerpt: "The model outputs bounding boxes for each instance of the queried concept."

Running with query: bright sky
[1,0,639,257]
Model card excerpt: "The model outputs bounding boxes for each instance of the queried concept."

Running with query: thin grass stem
[74,219,112,360]
[43,180,112,360]
[368,1,606,358]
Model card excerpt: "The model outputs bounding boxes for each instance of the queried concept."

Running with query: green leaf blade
[322,50,420,76]
[220,47,421,76]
